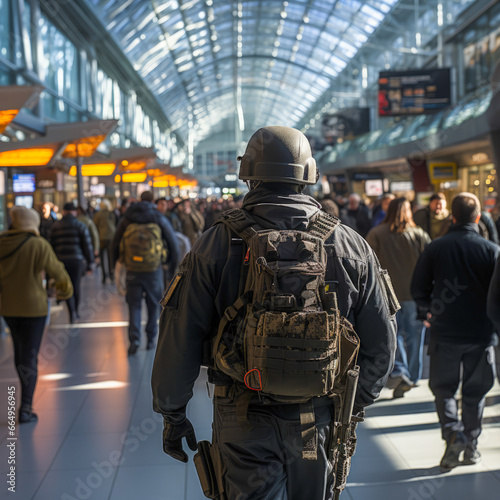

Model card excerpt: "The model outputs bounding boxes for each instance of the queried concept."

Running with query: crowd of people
[1,179,500,474]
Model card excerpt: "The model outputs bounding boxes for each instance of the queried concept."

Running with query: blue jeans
[125,268,164,346]
[391,300,425,383]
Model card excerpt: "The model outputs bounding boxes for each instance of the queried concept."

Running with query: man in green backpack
[152,127,397,499]
[113,191,180,355]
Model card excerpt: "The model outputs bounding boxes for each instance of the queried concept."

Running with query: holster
[194,441,223,499]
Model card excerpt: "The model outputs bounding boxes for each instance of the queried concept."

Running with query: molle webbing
[307,211,340,241]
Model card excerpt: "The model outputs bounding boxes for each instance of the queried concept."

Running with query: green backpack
[212,208,360,403]
[120,223,163,272]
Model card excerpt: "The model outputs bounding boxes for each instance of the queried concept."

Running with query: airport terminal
[0,0,500,499]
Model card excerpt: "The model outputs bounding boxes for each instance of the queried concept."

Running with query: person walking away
[176,199,205,246]
[411,192,499,471]
[413,192,451,240]
[76,206,100,269]
[340,193,372,237]
[50,202,94,323]
[94,199,117,284]
[487,257,500,384]
[155,198,190,285]
[319,198,340,218]
[152,126,397,499]
[371,193,396,227]
[113,191,179,355]
[367,198,431,398]
[0,207,73,423]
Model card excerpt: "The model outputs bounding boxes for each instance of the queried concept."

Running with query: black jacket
[152,185,397,421]
[113,201,180,269]
[411,223,499,344]
[50,214,94,264]
[340,205,371,237]
[487,257,500,331]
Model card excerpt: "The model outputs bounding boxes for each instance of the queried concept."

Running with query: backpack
[212,208,360,403]
[120,223,163,272]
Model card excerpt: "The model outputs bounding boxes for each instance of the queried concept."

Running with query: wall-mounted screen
[13,173,36,193]
[378,68,451,116]
[15,195,34,209]
[365,179,384,197]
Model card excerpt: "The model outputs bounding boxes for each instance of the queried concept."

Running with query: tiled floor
[0,272,499,500]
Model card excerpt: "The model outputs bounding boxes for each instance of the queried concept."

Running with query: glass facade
[0,0,183,165]
[0,0,12,63]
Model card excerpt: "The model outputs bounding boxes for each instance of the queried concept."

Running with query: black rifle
[332,366,362,500]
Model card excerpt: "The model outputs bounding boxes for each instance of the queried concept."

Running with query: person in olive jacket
[0,206,73,423]
[50,202,94,323]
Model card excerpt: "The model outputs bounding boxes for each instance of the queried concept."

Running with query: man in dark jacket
[487,258,500,384]
[340,193,372,237]
[50,202,94,323]
[411,192,499,471]
[152,127,397,499]
[113,191,179,355]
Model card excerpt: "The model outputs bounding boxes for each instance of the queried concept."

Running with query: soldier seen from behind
[152,126,397,500]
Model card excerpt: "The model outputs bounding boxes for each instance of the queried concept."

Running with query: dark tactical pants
[125,268,164,345]
[429,340,496,442]
[213,398,335,500]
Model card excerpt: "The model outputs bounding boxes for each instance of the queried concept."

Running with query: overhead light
[0,147,55,167]
[69,163,116,176]
[121,160,147,171]
[114,174,121,183]
[147,168,166,177]
[62,134,107,158]
[122,172,147,183]
[0,109,19,134]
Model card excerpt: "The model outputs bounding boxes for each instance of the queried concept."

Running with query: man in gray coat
[152,126,397,499]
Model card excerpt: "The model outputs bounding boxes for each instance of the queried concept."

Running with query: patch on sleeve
[160,272,183,307]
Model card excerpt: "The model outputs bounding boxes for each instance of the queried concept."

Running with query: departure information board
[378,69,451,116]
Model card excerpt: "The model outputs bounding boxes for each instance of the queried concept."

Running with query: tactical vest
[212,208,360,404]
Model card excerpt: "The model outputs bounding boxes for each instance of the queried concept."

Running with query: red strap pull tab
[244,247,250,265]
[244,369,262,391]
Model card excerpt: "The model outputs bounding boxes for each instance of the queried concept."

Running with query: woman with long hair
[367,197,431,398]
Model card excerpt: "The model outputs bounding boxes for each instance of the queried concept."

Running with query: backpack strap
[307,211,340,241]
[0,233,34,261]
[217,208,262,245]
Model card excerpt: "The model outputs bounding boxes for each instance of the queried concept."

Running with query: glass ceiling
[87,0,399,146]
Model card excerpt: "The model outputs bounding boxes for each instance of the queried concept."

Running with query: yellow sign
[428,162,457,183]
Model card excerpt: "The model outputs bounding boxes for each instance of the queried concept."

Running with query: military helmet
[238,126,317,185]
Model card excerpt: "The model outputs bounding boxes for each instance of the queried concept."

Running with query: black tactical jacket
[152,185,397,421]
[50,214,94,264]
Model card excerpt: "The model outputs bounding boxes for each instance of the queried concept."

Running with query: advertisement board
[378,68,451,116]
[464,26,500,92]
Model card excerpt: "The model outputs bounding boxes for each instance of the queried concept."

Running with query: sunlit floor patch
[40,373,73,381]
[49,321,132,329]
[52,380,129,391]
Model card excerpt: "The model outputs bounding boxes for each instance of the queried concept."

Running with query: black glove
[162,418,197,463]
